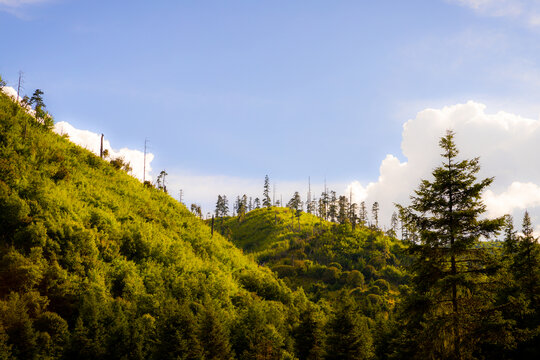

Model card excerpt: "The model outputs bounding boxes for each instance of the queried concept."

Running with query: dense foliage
[1,82,538,359]
[0,90,309,359]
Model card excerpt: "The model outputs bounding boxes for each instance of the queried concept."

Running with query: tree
[359,201,368,226]
[337,196,349,224]
[388,211,398,238]
[156,170,168,192]
[349,202,358,226]
[287,192,303,217]
[294,306,326,360]
[29,89,48,121]
[371,202,379,229]
[215,195,223,217]
[516,211,540,309]
[397,130,505,359]
[502,214,518,261]
[319,191,329,221]
[328,191,337,222]
[326,293,373,360]
[0,75,6,89]
[237,195,248,222]
[263,175,272,208]
[190,204,202,218]
[254,197,261,209]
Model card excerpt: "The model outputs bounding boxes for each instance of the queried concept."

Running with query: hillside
[214,207,410,318]
[0,90,309,359]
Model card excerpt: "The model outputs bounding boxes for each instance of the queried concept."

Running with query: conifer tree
[328,191,337,222]
[263,175,271,208]
[319,191,329,221]
[294,307,326,360]
[397,130,505,359]
[388,211,398,237]
[359,201,368,226]
[215,195,223,217]
[254,197,260,209]
[326,294,373,360]
[516,211,540,309]
[222,195,229,216]
[349,202,358,226]
[338,196,349,224]
[371,202,379,229]
[288,192,303,225]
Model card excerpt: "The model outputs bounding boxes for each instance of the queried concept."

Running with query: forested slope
[215,207,410,357]
[0,90,310,359]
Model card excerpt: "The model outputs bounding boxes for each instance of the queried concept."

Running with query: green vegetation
[0,88,308,359]
[1,81,539,359]
[216,207,408,309]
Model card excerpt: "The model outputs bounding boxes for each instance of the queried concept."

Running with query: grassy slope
[0,91,305,359]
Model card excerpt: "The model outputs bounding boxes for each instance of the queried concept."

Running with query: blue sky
[3,0,540,224]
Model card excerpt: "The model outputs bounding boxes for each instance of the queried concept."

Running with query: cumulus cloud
[54,121,154,182]
[348,100,540,234]
[449,0,540,27]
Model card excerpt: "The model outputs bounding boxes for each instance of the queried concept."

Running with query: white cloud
[450,0,540,28]
[484,182,540,217]
[54,121,154,182]
[348,100,540,234]
[451,0,523,17]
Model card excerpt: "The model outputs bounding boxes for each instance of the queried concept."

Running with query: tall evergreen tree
[294,307,326,360]
[397,130,506,359]
[263,175,272,208]
[319,191,329,221]
[215,195,223,217]
[349,202,358,226]
[326,293,373,360]
[222,195,229,216]
[359,201,368,226]
[328,191,337,222]
[371,202,379,229]
[338,196,349,224]
[516,211,540,309]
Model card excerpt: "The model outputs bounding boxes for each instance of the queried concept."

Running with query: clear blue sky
[2,0,540,202]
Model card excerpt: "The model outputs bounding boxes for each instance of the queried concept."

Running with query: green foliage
[0,89,311,359]
[395,130,513,359]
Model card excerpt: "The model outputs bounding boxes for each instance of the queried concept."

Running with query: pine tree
[338,196,349,224]
[349,203,358,227]
[215,195,223,217]
[319,191,329,221]
[516,211,540,309]
[326,293,373,360]
[294,307,326,360]
[254,197,260,209]
[222,195,229,216]
[328,191,337,222]
[397,130,505,359]
[359,201,368,226]
[371,202,379,229]
[388,211,398,237]
[263,175,271,208]
[502,214,518,260]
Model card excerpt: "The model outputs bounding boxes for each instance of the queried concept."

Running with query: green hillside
[0,90,311,359]
[215,208,410,318]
